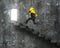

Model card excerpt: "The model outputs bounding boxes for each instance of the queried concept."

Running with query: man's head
[29,7,35,13]
[29,7,35,11]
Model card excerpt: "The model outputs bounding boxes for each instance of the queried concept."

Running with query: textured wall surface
[0,0,60,48]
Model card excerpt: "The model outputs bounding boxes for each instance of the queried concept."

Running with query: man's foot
[34,23,38,25]
[34,22,40,25]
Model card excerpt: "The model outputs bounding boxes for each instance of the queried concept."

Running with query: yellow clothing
[29,7,38,17]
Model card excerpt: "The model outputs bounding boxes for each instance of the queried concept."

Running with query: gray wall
[0,0,60,48]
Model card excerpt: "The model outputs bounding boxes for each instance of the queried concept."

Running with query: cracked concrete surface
[0,0,60,48]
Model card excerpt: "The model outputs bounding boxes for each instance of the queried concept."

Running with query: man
[25,7,38,24]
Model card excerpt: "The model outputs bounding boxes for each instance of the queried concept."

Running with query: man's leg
[31,13,36,24]
[32,16,36,24]
[25,18,32,24]
[33,19,36,24]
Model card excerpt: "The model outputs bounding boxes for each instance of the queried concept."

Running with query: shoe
[24,22,26,24]
[34,22,37,24]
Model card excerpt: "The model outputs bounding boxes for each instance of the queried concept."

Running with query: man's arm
[35,13,38,17]
[29,11,31,14]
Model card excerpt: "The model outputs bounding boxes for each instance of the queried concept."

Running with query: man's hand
[35,14,38,17]
[28,11,31,14]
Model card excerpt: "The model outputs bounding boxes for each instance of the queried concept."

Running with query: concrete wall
[0,0,60,48]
